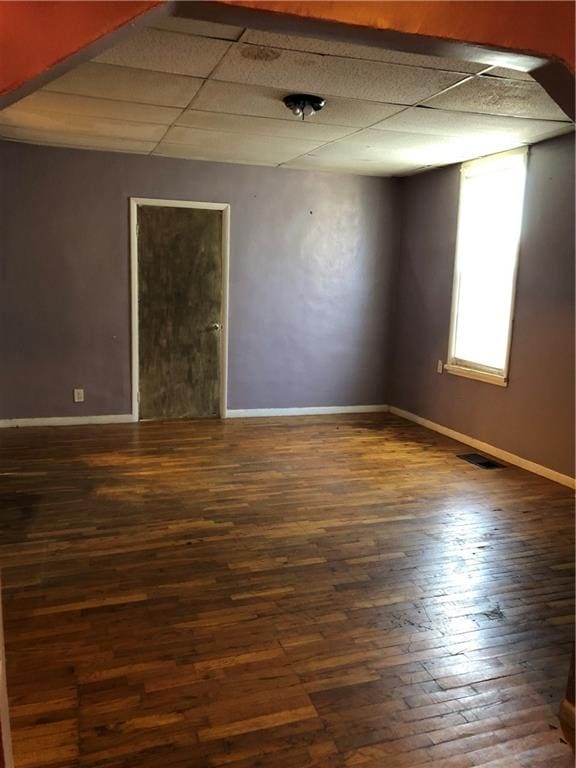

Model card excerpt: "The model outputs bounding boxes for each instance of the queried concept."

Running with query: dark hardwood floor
[0,414,573,768]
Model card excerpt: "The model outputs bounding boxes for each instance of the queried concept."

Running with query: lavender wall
[0,141,397,418]
[389,134,575,477]
[2,135,573,477]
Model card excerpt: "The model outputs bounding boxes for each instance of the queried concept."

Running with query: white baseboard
[389,406,575,490]
[226,405,389,418]
[2,406,571,490]
[0,414,135,428]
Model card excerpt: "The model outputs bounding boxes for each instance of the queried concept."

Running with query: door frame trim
[129,197,231,421]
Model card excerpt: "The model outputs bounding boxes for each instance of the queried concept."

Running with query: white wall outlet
[73,388,85,403]
[436,360,444,374]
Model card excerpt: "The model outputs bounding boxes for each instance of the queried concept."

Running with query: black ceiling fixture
[283,94,326,120]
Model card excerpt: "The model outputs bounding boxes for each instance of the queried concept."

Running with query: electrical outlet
[73,388,85,403]
[436,360,444,374]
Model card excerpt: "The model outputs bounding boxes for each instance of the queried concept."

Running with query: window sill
[444,364,508,387]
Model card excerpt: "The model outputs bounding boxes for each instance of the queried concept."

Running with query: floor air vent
[458,453,505,469]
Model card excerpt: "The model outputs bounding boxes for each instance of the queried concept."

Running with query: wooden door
[137,206,222,420]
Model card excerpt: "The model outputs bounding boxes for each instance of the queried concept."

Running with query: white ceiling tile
[242,30,485,74]
[162,125,321,156]
[484,66,534,81]
[154,130,320,166]
[370,106,574,144]
[7,19,572,177]
[176,109,354,141]
[0,109,167,141]
[94,28,231,78]
[304,129,522,168]
[45,62,202,107]
[282,154,415,176]
[425,75,570,121]
[154,141,274,165]
[213,44,470,104]
[5,91,182,125]
[0,127,155,154]
[191,80,404,127]
[150,16,244,40]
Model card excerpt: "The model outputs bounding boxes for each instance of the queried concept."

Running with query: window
[446,148,528,386]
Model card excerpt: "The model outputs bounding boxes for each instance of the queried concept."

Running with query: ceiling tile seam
[5,103,565,152]
[146,36,245,154]
[208,40,477,89]
[176,106,358,131]
[479,66,541,82]
[205,75,468,109]
[149,89,205,155]
[279,157,411,177]
[179,79,210,115]
[138,120,181,150]
[208,74,476,111]
[0,131,155,157]
[151,123,326,155]
[164,121,352,144]
[3,100,182,127]
[208,41,241,83]
[274,77,479,168]
[148,25,245,43]
[236,39,482,75]
[354,74,479,133]
[6,28,570,168]
[359,124,572,144]
[274,122,387,169]
[416,104,574,123]
[276,111,433,167]
[148,40,236,156]
[276,163,391,176]
[0,134,152,154]
[205,41,236,80]
[7,90,568,159]
[0,107,183,131]
[413,106,573,124]
[286,108,419,153]
[12,99,559,158]
[151,146,295,167]
[348,106,414,132]
[427,75,571,122]
[194,85,410,114]
[478,65,504,78]
[476,65,514,77]
[415,73,478,108]
[23,88,191,115]
[67,61,204,92]
[275,94,561,169]
[0,122,159,147]
[399,70,570,122]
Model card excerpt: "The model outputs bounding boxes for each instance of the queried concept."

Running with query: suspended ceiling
[0,16,572,176]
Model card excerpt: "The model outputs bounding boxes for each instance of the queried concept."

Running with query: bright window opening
[446,148,528,385]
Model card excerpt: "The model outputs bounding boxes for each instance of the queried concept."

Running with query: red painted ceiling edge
[0,0,164,97]
[0,1,573,103]
[221,0,575,74]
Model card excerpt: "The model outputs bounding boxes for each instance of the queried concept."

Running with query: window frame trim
[446,147,528,388]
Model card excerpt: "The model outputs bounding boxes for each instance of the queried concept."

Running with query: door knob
[206,323,220,332]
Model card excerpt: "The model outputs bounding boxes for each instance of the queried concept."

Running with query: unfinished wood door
[137,205,222,420]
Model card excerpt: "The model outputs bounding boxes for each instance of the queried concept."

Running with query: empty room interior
[0,1,575,766]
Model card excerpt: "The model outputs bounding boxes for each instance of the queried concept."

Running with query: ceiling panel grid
[0,16,571,175]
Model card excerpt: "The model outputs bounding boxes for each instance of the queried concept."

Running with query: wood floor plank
[0,414,573,767]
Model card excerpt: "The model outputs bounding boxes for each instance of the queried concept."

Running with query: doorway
[130,199,230,421]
